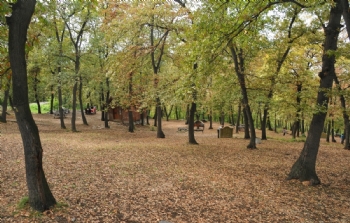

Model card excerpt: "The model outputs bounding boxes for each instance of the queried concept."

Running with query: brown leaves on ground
[1,112,350,222]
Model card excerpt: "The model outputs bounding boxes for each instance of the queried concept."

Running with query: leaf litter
[0,112,350,222]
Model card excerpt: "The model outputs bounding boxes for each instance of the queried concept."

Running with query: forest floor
[1,111,350,223]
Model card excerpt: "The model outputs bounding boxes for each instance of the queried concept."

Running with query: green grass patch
[17,196,29,210]
[54,202,69,209]
[29,102,51,114]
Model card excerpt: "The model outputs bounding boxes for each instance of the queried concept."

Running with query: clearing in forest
[0,112,350,222]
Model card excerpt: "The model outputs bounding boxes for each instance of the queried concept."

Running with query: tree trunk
[209,109,213,129]
[79,75,88,125]
[58,83,66,129]
[49,85,54,114]
[292,120,300,139]
[140,111,144,126]
[334,74,350,149]
[57,68,66,129]
[326,120,331,142]
[220,111,225,126]
[331,119,336,142]
[33,71,41,114]
[274,112,277,133]
[0,78,10,123]
[262,9,300,141]
[287,0,342,185]
[128,110,134,132]
[175,106,179,120]
[100,83,105,121]
[164,105,173,121]
[228,43,256,148]
[185,104,189,125]
[301,114,305,136]
[7,0,56,211]
[242,107,250,139]
[188,102,198,144]
[153,106,157,127]
[156,97,165,138]
[267,114,273,131]
[261,108,268,140]
[230,105,235,125]
[146,109,150,125]
[71,81,78,132]
[104,78,110,129]
[236,103,241,133]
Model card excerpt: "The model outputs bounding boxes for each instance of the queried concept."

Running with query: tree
[287,0,343,185]
[7,0,56,211]
[260,6,305,140]
[58,0,95,131]
[228,43,257,148]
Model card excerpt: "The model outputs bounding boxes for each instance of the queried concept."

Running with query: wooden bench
[194,121,204,132]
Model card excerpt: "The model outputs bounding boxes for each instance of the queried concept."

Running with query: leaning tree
[287,0,343,185]
[6,0,56,211]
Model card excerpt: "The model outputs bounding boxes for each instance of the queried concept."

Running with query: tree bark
[53,18,66,129]
[7,0,56,211]
[267,113,273,131]
[140,111,144,126]
[262,9,300,140]
[150,16,168,139]
[287,0,342,185]
[146,109,150,125]
[79,75,88,125]
[331,119,336,142]
[153,106,157,127]
[236,103,241,133]
[209,109,213,129]
[185,104,189,125]
[326,120,331,142]
[100,83,105,121]
[33,69,41,114]
[71,81,78,132]
[0,78,10,123]
[64,6,90,130]
[164,105,173,121]
[128,110,134,132]
[156,98,165,138]
[188,102,198,144]
[220,111,225,126]
[49,85,54,114]
[104,78,110,129]
[58,82,66,129]
[334,75,350,149]
[175,106,179,120]
[228,43,256,148]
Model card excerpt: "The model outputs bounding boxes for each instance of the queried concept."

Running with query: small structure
[53,110,65,119]
[194,120,205,132]
[218,126,233,138]
[108,106,146,124]
[255,137,262,144]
